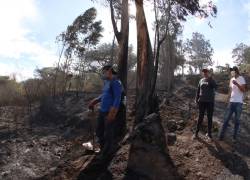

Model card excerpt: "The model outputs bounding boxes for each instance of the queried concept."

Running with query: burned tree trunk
[110,0,129,92]
[110,0,129,135]
[117,0,129,92]
[135,0,156,123]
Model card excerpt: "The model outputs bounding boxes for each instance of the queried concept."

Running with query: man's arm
[226,87,232,103]
[210,78,217,90]
[226,78,232,103]
[195,82,200,103]
[88,95,102,110]
[233,80,246,92]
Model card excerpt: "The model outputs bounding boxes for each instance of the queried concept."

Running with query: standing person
[193,68,217,140]
[88,65,124,156]
[219,66,246,142]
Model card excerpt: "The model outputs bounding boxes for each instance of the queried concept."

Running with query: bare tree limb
[110,0,122,42]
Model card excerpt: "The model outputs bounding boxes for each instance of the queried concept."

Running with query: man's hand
[232,80,238,86]
[88,100,95,110]
[107,107,118,123]
[88,98,100,110]
[232,80,246,92]
[195,97,199,104]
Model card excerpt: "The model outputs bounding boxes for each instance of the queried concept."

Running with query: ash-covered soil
[1,80,250,180]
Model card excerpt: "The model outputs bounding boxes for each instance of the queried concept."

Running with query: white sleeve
[240,76,246,85]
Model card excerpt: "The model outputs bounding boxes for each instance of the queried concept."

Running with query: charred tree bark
[135,0,156,123]
[110,0,129,92]
[110,0,129,135]
[151,0,171,95]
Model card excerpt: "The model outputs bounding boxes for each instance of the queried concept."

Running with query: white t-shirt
[229,76,246,103]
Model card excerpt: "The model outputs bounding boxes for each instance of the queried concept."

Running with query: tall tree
[155,1,185,91]
[185,32,214,73]
[108,0,129,137]
[56,7,103,96]
[232,43,250,66]
[135,0,217,123]
[109,0,129,92]
[84,43,137,72]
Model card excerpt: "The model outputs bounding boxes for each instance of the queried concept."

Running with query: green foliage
[185,32,214,73]
[85,43,136,72]
[0,76,24,106]
[239,63,250,75]
[57,7,103,59]
[232,43,250,66]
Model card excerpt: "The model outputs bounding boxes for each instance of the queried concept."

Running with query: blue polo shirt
[98,78,122,112]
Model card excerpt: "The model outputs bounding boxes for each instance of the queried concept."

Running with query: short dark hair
[230,66,239,74]
[202,68,209,73]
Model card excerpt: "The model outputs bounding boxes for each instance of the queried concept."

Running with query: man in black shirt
[193,68,217,140]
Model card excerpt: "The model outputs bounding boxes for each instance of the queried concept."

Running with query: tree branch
[110,0,121,42]
[159,0,171,46]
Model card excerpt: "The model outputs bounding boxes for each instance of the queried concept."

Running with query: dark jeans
[96,111,115,155]
[219,102,243,140]
[96,105,127,155]
[195,101,214,137]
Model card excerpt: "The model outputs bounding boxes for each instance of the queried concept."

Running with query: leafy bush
[0,77,25,106]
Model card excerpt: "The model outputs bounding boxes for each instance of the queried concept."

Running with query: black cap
[202,68,209,73]
[229,66,239,72]
[102,64,112,71]
[102,64,117,74]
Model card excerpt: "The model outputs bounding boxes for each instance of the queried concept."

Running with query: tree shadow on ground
[123,145,184,180]
[213,100,250,158]
[234,134,250,157]
[77,153,114,180]
[199,139,250,180]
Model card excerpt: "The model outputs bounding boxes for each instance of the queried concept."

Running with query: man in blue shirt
[88,65,123,155]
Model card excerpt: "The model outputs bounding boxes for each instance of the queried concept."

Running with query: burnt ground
[165,86,250,180]
[0,83,250,180]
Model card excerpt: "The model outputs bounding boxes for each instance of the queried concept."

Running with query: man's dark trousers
[195,101,214,137]
[96,111,115,155]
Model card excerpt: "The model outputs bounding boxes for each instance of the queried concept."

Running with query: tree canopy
[185,32,214,73]
[232,43,250,66]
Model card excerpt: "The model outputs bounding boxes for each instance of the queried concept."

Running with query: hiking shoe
[192,134,198,140]
[206,136,213,143]
[206,133,213,139]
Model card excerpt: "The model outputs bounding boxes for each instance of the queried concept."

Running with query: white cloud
[0,0,58,79]
[212,48,234,67]
[0,61,34,81]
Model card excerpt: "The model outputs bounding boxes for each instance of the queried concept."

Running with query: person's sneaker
[206,133,212,138]
[204,133,212,142]
[192,134,198,140]
[207,136,213,142]
[232,138,237,144]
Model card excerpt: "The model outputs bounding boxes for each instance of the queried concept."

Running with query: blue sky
[0,0,250,80]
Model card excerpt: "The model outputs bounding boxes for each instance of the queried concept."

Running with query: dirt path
[168,91,250,180]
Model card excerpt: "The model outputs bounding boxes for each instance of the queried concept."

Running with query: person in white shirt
[219,66,246,142]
